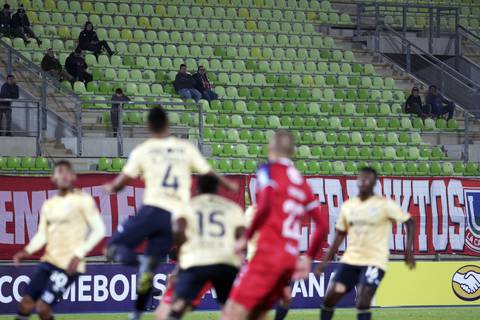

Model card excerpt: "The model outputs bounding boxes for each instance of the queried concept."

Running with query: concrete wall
[0,137,37,156]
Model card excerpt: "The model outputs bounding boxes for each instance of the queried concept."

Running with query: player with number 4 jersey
[103,107,238,320]
[224,130,329,320]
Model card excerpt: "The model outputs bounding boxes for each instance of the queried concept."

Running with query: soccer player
[13,160,106,320]
[316,167,416,320]
[244,205,291,320]
[165,174,245,319]
[224,130,329,320]
[103,107,238,320]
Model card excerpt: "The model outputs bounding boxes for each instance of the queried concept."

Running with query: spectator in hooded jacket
[110,88,130,137]
[77,22,114,57]
[425,85,456,120]
[193,66,218,102]
[0,75,19,136]
[404,87,427,117]
[41,48,73,82]
[65,49,92,83]
[174,64,202,102]
[11,6,41,45]
[0,4,11,37]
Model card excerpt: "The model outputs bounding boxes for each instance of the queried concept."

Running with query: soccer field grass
[1,308,479,320]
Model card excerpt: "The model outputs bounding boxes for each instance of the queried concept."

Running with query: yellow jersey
[336,195,410,271]
[245,205,258,261]
[24,190,106,273]
[178,194,245,269]
[122,137,211,217]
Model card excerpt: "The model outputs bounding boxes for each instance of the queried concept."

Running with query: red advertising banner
[0,174,246,260]
[248,175,480,257]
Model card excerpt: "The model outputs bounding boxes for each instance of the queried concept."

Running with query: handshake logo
[452,265,480,301]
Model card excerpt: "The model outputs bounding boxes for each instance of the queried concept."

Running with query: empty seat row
[0,156,50,171]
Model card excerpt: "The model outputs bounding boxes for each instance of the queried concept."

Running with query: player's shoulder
[194,193,241,211]
[72,189,95,202]
[342,196,359,208]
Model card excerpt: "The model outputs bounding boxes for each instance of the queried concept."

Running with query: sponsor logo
[451,265,480,301]
[464,190,480,253]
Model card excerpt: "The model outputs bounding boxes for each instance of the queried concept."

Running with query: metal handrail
[458,25,480,49]
[381,24,480,91]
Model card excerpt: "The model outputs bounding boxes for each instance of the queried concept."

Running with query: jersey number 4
[196,210,226,237]
[162,165,179,190]
[282,199,303,240]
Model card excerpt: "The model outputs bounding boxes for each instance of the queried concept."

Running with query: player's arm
[387,200,416,269]
[189,143,239,192]
[104,148,140,193]
[68,196,106,275]
[13,208,48,265]
[403,217,416,269]
[173,217,188,248]
[235,185,273,253]
[314,230,347,275]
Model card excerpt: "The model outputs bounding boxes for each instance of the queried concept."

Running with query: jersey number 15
[196,210,226,238]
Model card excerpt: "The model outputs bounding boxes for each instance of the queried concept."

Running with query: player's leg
[321,264,359,320]
[131,208,173,320]
[209,264,239,309]
[35,301,53,320]
[105,206,156,266]
[155,273,176,320]
[15,263,51,319]
[168,267,208,319]
[355,266,385,320]
[223,300,250,320]
[273,285,291,320]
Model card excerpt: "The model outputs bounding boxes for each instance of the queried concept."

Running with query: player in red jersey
[223,130,329,320]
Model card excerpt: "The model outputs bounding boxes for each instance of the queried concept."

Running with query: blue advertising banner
[0,263,355,314]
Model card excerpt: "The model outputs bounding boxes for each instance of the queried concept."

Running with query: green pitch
[1,308,479,320]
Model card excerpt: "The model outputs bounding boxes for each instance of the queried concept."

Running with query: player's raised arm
[404,217,416,269]
[13,207,48,266]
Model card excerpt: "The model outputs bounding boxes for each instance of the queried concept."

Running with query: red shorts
[229,251,295,311]
[162,279,211,308]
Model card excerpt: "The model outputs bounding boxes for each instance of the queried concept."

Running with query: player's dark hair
[147,107,168,133]
[359,166,377,179]
[198,174,219,194]
[54,160,73,171]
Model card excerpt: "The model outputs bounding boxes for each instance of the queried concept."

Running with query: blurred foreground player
[164,174,245,319]
[224,130,329,320]
[104,107,238,320]
[316,167,416,320]
[13,160,106,320]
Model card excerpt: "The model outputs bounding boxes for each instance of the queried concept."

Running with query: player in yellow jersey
[164,174,245,320]
[103,107,238,320]
[13,160,106,320]
[316,167,416,320]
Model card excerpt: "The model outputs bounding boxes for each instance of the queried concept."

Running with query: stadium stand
[0,0,476,176]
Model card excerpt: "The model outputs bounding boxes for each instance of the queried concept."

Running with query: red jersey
[245,158,327,260]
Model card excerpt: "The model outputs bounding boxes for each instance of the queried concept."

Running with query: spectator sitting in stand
[0,4,11,37]
[77,21,114,57]
[0,75,19,136]
[10,6,41,45]
[425,85,456,120]
[404,86,427,117]
[110,88,130,138]
[174,64,202,103]
[41,48,73,82]
[193,66,218,102]
[65,49,92,84]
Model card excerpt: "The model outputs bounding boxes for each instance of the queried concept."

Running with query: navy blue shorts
[108,205,173,259]
[24,262,77,305]
[332,263,385,293]
[175,264,238,305]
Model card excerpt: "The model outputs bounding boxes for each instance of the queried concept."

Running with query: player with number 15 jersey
[224,130,329,320]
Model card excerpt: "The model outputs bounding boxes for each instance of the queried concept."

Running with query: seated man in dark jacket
[425,85,455,120]
[41,48,73,82]
[77,22,114,57]
[0,4,11,37]
[174,64,202,103]
[0,75,19,136]
[65,49,92,84]
[404,87,427,117]
[193,66,218,102]
[10,6,41,45]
